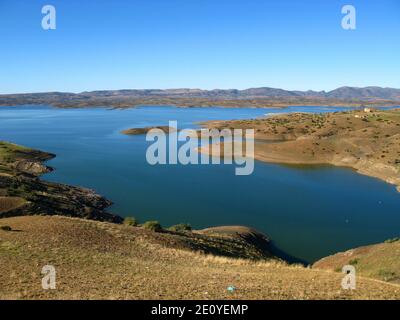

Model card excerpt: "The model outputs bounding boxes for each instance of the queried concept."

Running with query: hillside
[1,215,400,300]
[314,239,400,284]
[202,108,400,192]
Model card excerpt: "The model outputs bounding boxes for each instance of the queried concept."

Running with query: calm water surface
[1,105,399,263]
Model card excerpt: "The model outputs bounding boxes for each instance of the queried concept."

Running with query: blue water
[1,105,399,263]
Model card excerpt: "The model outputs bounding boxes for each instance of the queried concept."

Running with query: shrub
[384,237,400,244]
[378,269,397,282]
[143,221,162,232]
[349,259,359,266]
[0,225,12,231]
[123,217,138,227]
[168,223,192,232]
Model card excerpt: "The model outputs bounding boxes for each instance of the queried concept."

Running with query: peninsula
[201,108,400,192]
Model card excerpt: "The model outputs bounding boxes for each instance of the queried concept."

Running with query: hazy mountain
[1,86,400,108]
[74,86,400,99]
[326,86,400,100]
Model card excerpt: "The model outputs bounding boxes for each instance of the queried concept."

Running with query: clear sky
[0,0,399,93]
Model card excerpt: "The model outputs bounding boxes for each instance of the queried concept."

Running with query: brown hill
[1,215,400,300]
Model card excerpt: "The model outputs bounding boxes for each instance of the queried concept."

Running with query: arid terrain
[314,238,400,284]
[1,215,400,300]
[202,108,400,192]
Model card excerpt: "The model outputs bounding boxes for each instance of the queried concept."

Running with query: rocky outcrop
[12,160,53,175]
[0,142,122,223]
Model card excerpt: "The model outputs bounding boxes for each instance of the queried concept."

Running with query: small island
[121,126,177,135]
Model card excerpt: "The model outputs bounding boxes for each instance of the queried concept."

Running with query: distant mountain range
[1,86,400,108]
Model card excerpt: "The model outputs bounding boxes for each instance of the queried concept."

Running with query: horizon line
[1,85,400,96]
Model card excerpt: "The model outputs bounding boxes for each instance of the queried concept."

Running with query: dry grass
[0,197,26,214]
[314,240,400,284]
[1,215,400,300]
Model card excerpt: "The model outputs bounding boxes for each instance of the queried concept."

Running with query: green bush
[378,269,397,282]
[0,226,12,231]
[143,221,162,232]
[168,223,192,232]
[123,217,139,227]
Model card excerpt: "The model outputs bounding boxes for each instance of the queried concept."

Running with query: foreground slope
[1,215,400,300]
[314,239,400,284]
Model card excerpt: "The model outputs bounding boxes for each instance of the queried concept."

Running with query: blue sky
[0,0,399,93]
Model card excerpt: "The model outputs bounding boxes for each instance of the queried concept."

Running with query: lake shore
[1,141,400,298]
[199,108,400,192]
[0,141,122,222]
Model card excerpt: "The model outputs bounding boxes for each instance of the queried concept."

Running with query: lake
[1,105,399,263]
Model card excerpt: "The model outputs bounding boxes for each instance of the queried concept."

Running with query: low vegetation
[384,237,400,244]
[142,220,162,232]
[314,240,400,284]
[168,223,192,232]
[123,217,139,226]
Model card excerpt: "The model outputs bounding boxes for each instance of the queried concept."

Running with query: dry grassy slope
[0,197,26,214]
[313,240,400,284]
[1,216,400,300]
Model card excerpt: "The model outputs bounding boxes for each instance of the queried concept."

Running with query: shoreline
[199,108,400,193]
[0,140,278,259]
[0,141,122,222]
[1,140,400,293]
[252,151,400,193]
